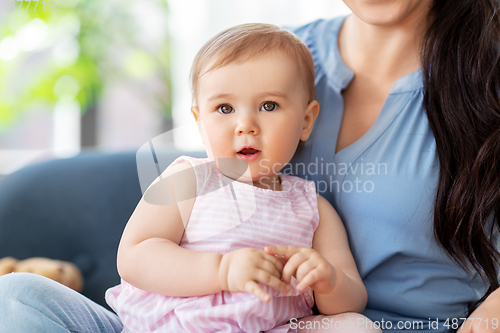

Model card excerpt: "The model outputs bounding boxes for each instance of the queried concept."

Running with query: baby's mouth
[236,147,261,162]
[237,147,260,155]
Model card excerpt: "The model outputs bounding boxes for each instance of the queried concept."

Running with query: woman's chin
[345,0,431,27]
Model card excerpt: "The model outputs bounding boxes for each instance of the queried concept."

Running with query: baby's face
[192,51,318,189]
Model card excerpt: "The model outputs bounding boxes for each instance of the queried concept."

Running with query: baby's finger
[255,269,290,293]
[265,245,301,260]
[281,253,309,283]
[296,268,322,291]
[244,280,271,302]
[259,259,282,279]
[263,253,284,272]
[275,255,288,266]
[294,258,316,282]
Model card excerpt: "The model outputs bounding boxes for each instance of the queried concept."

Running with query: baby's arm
[117,162,289,299]
[311,194,367,313]
[266,195,367,314]
[116,162,222,296]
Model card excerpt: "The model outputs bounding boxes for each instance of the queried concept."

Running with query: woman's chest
[336,75,395,153]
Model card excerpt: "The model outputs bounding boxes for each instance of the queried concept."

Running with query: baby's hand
[218,248,290,302]
[265,245,337,294]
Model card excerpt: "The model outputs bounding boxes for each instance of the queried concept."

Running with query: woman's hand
[264,245,337,294]
[218,248,290,302]
[457,288,500,333]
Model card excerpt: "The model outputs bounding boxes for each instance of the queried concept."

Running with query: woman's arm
[457,287,500,333]
[266,194,367,314]
[116,162,223,297]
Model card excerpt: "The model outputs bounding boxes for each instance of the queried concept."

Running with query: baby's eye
[217,104,233,114]
[260,102,277,112]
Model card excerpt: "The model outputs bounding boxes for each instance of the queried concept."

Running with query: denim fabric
[0,273,123,333]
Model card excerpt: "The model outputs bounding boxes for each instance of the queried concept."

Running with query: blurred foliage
[0,0,171,130]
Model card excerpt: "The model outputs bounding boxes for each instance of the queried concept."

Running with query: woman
[1,0,499,332]
[288,0,500,331]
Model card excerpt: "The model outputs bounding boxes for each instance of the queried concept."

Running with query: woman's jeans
[0,273,123,333]
[0,273,379,333]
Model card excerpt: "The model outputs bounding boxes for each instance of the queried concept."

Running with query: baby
[106,23,378,333]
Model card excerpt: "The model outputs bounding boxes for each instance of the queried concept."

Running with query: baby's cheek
[276,126,302,151]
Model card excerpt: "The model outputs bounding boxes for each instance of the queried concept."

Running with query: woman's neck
[338,8,430,81]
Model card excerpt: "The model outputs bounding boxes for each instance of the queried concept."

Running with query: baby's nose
[236,114,259,135]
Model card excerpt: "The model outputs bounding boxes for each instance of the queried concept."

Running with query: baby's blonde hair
[190,23,316,105]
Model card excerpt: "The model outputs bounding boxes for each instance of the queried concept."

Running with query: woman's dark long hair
[422,0,500,308]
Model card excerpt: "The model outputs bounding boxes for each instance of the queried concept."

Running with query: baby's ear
[191,107,200,121]
[192,107,207,147]
[300,100,320,141]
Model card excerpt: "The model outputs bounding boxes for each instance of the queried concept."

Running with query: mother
[290,0,500,331]
[1,0,500,332]
[289,0,500,331]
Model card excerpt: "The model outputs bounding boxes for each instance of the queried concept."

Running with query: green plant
[0,0,170,131]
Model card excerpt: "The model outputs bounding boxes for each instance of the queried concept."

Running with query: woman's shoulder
[288,16,350,86]
[290,16,347,52]
[290,15,347,43]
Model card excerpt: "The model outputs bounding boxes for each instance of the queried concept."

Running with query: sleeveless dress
[106,156,319,333]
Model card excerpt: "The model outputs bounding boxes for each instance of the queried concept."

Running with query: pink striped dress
[106,156,319,333]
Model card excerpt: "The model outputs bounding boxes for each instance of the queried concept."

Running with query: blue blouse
[288,16,486,332]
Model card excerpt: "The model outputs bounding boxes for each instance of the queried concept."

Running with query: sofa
[0,149,205,309]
